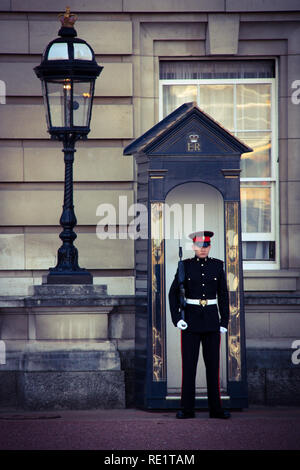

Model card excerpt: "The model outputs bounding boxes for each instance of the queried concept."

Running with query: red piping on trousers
[180,330,183,400]
[218,333,222,407]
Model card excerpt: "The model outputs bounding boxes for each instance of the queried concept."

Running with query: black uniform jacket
[169,256,230,333]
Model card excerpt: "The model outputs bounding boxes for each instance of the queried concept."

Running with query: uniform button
[202,294,205,297]
[202,273,204,276]
[201,264,204,267]
[202,284,205,286]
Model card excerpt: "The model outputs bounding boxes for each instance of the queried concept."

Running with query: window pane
[241,183,271,233]
[163,85,197,116]
[238,132,271,178]
[237,84,271,131]
[199,84,234,131]
[242,241,275,261]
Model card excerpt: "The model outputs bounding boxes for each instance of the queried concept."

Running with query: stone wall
[245,295,300,405]
[1,3,300,291]
[0,286,135,410]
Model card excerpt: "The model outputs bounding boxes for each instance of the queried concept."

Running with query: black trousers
[180,330,222,412]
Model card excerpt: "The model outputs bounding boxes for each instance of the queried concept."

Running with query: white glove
[177,319,188,330]
[220,326,227,334]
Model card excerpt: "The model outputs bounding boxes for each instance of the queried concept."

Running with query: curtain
[160,60,275,80]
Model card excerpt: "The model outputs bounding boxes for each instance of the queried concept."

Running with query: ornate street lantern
[34,7,103,284]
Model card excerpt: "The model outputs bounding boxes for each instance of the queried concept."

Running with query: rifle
[178,240,186,321]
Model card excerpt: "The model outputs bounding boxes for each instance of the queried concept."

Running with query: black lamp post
[34,8,103,284]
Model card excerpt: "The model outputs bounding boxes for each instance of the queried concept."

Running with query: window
[159,60,278,268]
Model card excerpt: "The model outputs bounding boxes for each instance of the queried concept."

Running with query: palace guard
[169,231,230,419]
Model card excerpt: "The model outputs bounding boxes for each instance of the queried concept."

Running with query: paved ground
[0,406,299,453]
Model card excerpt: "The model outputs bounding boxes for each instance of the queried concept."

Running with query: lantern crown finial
[58,6,78,37]
[58,6,78,28]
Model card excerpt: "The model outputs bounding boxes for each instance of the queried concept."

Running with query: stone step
[28,284,107,297]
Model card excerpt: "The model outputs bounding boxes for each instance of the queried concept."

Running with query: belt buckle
[199,299,207,307]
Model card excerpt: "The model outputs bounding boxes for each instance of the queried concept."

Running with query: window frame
[159,76,279,270]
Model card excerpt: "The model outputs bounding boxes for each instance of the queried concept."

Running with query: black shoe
[209,409,231,419]
[176,409,195,419]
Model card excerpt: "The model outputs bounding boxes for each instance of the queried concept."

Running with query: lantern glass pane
[73,81,94,127]
[73,43,93,61]
[41,81,51,129]
[46,79,72,128]
[47,43,69,60]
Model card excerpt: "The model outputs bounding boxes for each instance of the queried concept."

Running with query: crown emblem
[188,134,199,143]
[58,6,78,28]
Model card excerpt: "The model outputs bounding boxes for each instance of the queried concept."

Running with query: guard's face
[192,243,211,258]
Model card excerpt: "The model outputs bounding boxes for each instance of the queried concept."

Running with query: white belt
[186,298,217,307]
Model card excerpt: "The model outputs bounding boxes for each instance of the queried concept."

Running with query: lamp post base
[46,270,93,285]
